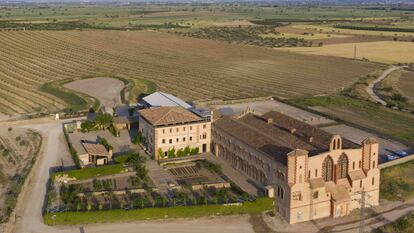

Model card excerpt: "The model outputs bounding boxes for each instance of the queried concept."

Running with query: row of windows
[161,124,207,134]
[162,137,192,144]
[161,134,208,144]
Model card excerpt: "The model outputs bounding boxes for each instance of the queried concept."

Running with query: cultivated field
[278,41,414,64]
[0,30,378,119]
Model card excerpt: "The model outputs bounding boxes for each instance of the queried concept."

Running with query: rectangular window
[190,136,193,141]
[162,139,165,144]
[176,138,179,142]
[176,128,179,132]
[183,137,186,142]
[162,129,165,134]
[203,124,206,129]
[190,126,193,130]
[169,129,172,133]
[183,127,186,131]
[169,139,172,144]
[313,191,319,199]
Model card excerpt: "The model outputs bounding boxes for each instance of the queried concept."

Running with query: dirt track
[5,118,414,233]
[367,66,404,106]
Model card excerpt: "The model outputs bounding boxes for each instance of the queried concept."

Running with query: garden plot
[0,127,42,223]
[47,158,253,214]
[166,161,228,189]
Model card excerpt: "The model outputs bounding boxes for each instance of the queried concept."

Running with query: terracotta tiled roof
[309,178,325,189]
[326,181,350,202]
[348,170,367,181]
[139,107,202,126]
[213,111,360,165]
[82,143,109,157]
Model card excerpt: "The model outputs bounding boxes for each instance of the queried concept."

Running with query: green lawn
[52,164,127,182]
[40,80,88,112]
[44,197,274,225]
[40,79,100,113]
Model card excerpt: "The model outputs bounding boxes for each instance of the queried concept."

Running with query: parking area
[213,99,335,126]
[322,124,410,164]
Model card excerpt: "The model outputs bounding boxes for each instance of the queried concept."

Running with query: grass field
[43,197,274,225]
[292,95,414,145]
[394,70,414,102]
[376,69,414,111]
[374,212,414,233]
[278,41,414,64]
[0,30,378,118]
[380,160,414,201]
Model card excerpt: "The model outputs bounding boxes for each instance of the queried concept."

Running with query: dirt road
[366,66,405,105]
[7,119,414,233]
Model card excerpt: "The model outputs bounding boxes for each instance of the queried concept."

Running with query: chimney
[309,137,313,143]
[267,118,273,124]
[290,128,296,134]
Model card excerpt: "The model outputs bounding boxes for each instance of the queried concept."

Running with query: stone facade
[139,107,211,160]
[211,111,380,224]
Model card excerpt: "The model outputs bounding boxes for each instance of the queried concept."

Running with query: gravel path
[366,66,406,106]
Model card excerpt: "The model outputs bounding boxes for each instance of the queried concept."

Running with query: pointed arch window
[338,154,349,179]
[322,156,334,182]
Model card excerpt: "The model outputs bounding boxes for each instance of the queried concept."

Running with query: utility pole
[354,189,372,233]
[359,190,366,233]
[354,44,357,60]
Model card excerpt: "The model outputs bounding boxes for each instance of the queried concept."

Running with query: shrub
[80,121,96,132]
[158,148,164,159]
[176,148,185,157]
[168,148,176,158]
[190,147,199,155]
[99,138,113,151]
[132,131,142,145]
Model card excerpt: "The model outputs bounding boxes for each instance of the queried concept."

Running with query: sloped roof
[139,107,202,126]
[82,143,109,157]
[213,111,360,165]
[142,92,192,109]
[348,170,367,181]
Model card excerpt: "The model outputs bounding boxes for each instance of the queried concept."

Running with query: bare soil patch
[64,78,124,114]
[0,126,41,223]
